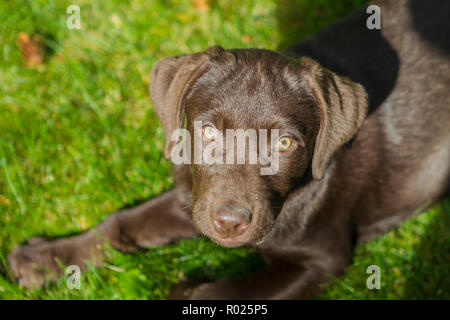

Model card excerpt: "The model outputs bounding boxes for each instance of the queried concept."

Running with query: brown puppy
[7,0,449,298]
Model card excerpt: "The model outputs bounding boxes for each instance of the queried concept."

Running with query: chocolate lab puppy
[7,0,449,298]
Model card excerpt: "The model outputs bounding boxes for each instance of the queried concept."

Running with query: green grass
[0,0,448,300]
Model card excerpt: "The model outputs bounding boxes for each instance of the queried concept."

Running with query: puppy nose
[212,203,252,238]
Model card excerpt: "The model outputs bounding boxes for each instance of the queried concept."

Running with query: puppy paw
[7,238,67,289]
[168,279,236,300]
[168,280,201,299]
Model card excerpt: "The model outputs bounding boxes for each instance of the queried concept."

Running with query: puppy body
[7,0,449,298]
[273,0,450,244]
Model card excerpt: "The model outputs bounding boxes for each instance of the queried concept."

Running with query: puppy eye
[202,125,218,141]
[277,136,293,152]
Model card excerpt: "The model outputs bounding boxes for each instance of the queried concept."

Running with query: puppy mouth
[211,233,268,247]
[211,237,244,248]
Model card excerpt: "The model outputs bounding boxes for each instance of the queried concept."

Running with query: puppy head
[150,46,367,247]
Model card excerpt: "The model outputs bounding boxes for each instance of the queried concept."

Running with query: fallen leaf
[17,32,45,67]
[0,194,11,206]
[241,34,252,43]
[193,0,209,11]
[110,13,122,28]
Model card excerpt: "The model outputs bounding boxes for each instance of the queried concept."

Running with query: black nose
[211,203,252,238]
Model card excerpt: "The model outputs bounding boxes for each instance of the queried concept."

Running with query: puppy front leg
[7,188,197,288]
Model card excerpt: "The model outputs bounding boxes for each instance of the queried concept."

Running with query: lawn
[0,0,448,299]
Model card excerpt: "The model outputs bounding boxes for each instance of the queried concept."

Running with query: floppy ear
[301,58,368,180]
[150,46,223,159]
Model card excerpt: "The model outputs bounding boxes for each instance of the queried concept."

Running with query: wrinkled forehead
[185,51,314,130]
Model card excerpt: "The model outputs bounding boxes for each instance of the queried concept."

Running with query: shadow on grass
[182,243,266,284]
[275,0,367,50]
[402,201,450,299]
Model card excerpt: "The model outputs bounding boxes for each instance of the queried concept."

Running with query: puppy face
[150,46,367,247]
[184,50,319,246]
